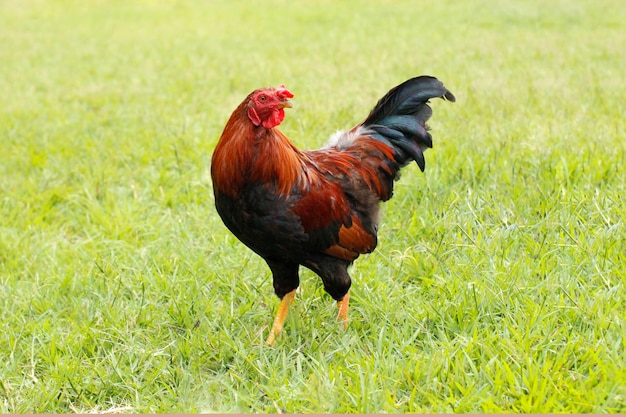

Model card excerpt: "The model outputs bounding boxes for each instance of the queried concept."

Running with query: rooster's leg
[266,289,297,345]
[337,290,350,330]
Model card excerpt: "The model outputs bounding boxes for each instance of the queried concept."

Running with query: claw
[336,290,350,330]
[265,289,297,346]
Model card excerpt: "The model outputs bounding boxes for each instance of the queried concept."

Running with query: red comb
[276,84,294,99]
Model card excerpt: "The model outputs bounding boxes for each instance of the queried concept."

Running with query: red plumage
[211,76,455,344]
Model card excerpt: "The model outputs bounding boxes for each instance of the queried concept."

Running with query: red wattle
[262,108,285,129]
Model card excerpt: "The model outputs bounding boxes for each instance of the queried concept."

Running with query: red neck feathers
[211,105,307,199]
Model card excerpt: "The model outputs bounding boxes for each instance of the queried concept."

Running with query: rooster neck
[252,129,310,196]
[211,118,311,199]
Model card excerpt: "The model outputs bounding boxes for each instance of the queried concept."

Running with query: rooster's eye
[259,95,267,102]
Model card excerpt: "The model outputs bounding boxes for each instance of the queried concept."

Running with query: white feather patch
[324,126,368,150]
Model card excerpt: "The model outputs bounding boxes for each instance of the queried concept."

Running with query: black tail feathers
[363,76,455,171]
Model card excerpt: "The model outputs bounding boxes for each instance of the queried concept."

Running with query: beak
[279,99,293,109]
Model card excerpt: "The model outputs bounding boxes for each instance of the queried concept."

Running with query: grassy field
[1,0,625,413]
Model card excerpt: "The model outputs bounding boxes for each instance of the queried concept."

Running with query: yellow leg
[265,289,297,346]
[337,290,350,330]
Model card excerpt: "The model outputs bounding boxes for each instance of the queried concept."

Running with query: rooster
[211,76,455,344]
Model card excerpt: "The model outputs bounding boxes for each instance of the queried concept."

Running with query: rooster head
[247,85,294,129]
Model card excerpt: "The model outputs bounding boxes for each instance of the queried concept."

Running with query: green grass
[1,0,625,412]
